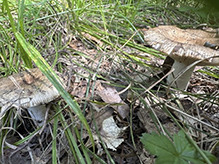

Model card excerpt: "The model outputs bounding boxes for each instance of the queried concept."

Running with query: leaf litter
[2,24,219,164]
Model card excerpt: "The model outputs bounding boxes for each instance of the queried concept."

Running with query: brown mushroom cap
[0,68,63,109]
[142,26,219,66]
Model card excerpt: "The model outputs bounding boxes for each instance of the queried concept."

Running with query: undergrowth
[0,0,219,163]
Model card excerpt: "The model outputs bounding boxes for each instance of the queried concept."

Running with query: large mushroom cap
[0,68,64,108]
[142,26,219,66]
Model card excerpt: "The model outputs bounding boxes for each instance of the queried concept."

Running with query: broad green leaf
[141,131,216,164]
[155,156,187,164]
[141,132,179,163]
[174,131,216,164]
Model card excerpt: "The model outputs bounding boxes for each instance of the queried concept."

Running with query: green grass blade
[3,0,16,33]
[18,0,25,35]
[3,0,32,68]
[52,113,58,164]
[56,108,81,164]
[14,31,95,162]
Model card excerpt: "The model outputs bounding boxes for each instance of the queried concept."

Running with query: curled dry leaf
[84,109,126,151]
[95,82,130,119]
[71,80,130,119]
[100,116,127,151]
[81,32,104,48]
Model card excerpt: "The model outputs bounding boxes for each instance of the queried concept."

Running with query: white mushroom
[0,68,64,127]
[167,44,219,90]
[142,26,219,90]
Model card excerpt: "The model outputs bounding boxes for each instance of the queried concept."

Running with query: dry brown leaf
[71,79,129,118]
[90,107,114,129]
[95,82,129,118]
[81,32,103,48]
[71,80,91,98]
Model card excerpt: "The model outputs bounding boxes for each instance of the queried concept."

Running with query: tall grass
[0,0,219,163]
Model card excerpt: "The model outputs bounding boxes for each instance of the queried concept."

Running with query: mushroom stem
[27,105,47,127]
[167,60,195,90]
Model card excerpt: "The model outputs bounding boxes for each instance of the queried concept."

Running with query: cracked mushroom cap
[0,68,64,108]
[142,25,219,66]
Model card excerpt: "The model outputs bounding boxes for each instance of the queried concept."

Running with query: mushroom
[142,26,219,90]
[0,68,64,127]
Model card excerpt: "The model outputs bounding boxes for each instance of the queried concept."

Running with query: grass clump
[0,0,219,163]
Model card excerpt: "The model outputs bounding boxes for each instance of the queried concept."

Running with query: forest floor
[1,1,219,164]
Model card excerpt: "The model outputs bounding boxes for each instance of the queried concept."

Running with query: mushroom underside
[28,105,47,127]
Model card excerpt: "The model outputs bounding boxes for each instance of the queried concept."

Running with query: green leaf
[141,132,182,164]
[140,131,216,164]
[174,131,216,164]
[141,132,177,156]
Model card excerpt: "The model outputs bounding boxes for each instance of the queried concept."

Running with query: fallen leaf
[101,116,127,151]
[95,82,129,118]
